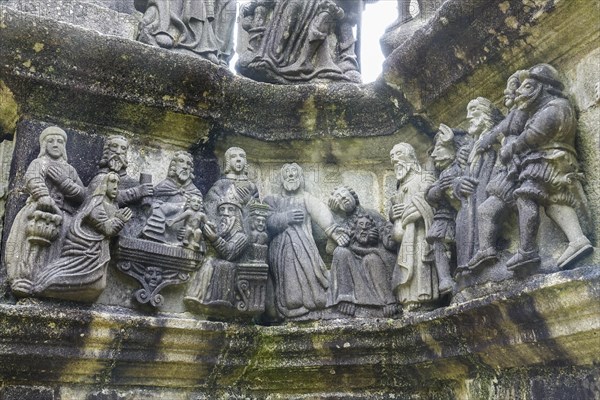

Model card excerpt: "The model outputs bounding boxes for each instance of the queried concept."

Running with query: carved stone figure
[425,124,468,295]
[166,193,212,252]
[388,143,437,311]
[264,163,349,319]
[184,189,248,311]
[205,146,259,219]
[500,64,593,271]
[135,0,219,63]
[213,0,237,65]
[246,199,270,263]
[5,126,85,296]
[467,70,530,271]
[454,98,504,272]
[142,151,202,244]
[29,172,132,301]
[237,0,361,84]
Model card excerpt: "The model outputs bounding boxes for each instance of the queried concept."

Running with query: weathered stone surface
[0,266,598,398]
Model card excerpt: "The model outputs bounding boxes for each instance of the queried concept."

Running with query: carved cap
[39,126,67,145]
[248,199,270,217]
[528,64,564,91]
[217,186,242,210]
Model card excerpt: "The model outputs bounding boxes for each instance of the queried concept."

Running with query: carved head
[250,215,267,233]
[504,70,528,109]
[38,126,68,161]
[167,151,194,185]
[516,64,565,111]
[99,135,129,172]
[281,163,304,193]
[223,147,248,176]
[431,124,456,170]
[248,200,270,232]
[329,186,359,214]
[217,203,243,237]
[390,143,420,182]
[466,98,503,138]
[185,194,204,212]
[353,214,377,246]
[144,266,163,288]
[93,171,120,199]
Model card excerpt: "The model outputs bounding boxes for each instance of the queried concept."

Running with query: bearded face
[169,153,194,185]
[504,76,521,109]
[103,137,129,172]
[466,101,487,137]
[515,78,543,111]
[390,145,415,182]
[431,139,454,170]
[355,216,376,246]
[217,204,239,236]
[282,164,302,193]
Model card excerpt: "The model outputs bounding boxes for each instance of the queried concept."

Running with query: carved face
[330,187,357,213]
[171,153,194,184]
[106,174,120,200]
[144,267,163,287]
[355,216,375,245]
[504,76,521,108]
[188,196,203,211]
[217,203,238,235]
[431,136,455,170]
[218,203,237,218]
[282,164,302,193]
[44,134,66,160]
[106,137,129,172]
[227,148,247,174]
[466,100,487,137]
[515,78,543,111]
[251,215,267,232]
[390,145,414,182]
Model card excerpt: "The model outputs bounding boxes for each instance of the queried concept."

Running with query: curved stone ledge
[0,266,598,398]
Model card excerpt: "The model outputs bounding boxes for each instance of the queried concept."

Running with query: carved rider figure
[264,163,349,319]
[142,151,202,244]
[5,126,85,296]
[500,64,593,271]
[389,143,437,311]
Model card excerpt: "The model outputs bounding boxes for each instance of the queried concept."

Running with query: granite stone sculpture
[388,143,437,311]
[454,97,504,273]
[425,124,468,295]
[184,189,249,314]
[205,146,259,219]
[166,194,212,252]
[500,64,593,271]
[5,126,86,297]
[31,172,131,301]
[135,0,220,63]
[237,0,362,84]
[264,163,349,319]
[213,0,237,65]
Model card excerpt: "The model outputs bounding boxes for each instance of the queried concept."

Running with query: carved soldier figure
[388,143,437,311]
[454,98,504,272]
[425,124,468,295]
[184,189,249,310]
[467,70,531,271]
[264,163,349,319]
[500,64,593,271]
[5,126,85,295]
[205,146,259,219]
[135,0,219,63]
[31,172,132,301]
[142,151,202,244]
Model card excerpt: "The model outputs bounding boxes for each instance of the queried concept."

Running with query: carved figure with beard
[425,124,468,295]
[453,98,504,272]
[500,64,593,271]
[327,213,397,317]
[388,143,437,311]
[264,163,349,319]
[142,151,202,244]
[184,190,249,310]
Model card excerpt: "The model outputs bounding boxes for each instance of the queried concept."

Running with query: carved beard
[108,154,128,172]
[356,229,371,245]
[176,168,191,184]
[394,163,410,182]
[283,178,301,193]
[516,84,543,111]
[218,215,236,236]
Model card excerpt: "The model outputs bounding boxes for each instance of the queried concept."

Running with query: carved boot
[557,237,593,270]
[505,249,540,272]
[467,247,498,272]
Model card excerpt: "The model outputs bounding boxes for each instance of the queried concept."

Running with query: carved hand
[139,183,154,197]
[367,226,380,243]
[287,209,305,225]
[390,203,405,221]
[457,177,477,196]
[115,207,133,222]
[332,227,350,247]
[401,204,420,227]
[37,195,58,212]
[46,164,64,183]
[499,143,514,165]
[166,219,174,227]
[203,223,218,242]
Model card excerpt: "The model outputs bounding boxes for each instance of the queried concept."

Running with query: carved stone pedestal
[235,262,268,316]
[115,237,203,307]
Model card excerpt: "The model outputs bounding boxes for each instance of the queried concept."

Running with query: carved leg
[506,197,541,271]
[433,241,453,295]
[468,196,504,270]
[546,204,593,269]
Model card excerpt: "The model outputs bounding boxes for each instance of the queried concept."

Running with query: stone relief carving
[5,127,87,298]
[388,143,438,312]
[135,0,235,64]
[237,0,363,84]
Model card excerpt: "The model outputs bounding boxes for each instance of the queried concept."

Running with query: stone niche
[0,0,599,399]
